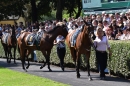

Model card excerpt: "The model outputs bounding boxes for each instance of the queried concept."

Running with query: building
[0,15,25,26]
[83,0,130,15]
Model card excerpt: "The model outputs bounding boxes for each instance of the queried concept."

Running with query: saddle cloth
[70,29,81,47]
[26,31,44,46]
[2,33,10,44]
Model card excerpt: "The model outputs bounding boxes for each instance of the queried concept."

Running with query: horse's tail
[19,32,28,42]
[17,44,20,54]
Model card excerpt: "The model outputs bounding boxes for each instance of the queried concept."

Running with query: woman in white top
[54,35,66,71]
[94,27,112,80]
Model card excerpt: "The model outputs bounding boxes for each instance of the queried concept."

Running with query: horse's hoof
[49,69,52,72]
[8,61,11,63]
[77,74,80,78]
[14,61,16,63]
[26,66,29,69]
[40,66,43,69]
[61,67,64,71]
[88,77,93,81]
[23,69,27,72]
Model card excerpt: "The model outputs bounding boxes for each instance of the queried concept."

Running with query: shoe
[34,60,38,62]
[100,77,106,80]
[100,77,103,80]
[102,77,106,80]
[61,67,64,71]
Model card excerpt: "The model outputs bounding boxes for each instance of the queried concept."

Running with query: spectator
[123,16,128,26]
[103,20,109,32]
[117,18,124,31]
[117,28,130,40]
[105,26,115,40]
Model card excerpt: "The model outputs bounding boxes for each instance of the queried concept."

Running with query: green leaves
[0,40,130,78]
[0,0,29,20]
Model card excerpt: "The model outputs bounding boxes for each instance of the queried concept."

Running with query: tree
[30,0,37,23]
[0,0,29,20]
[75,0,82,18]
[0,0,83,22]
[0,0,52,22]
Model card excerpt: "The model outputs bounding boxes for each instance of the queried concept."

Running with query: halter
[83,23,96,51]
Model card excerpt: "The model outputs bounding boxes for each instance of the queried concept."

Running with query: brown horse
[66,21,94,80]
[1,27,17,63]
[17,22,68,72]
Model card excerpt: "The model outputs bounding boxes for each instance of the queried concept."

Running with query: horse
[65,20,94,80]
[1,27,17,63]
[17,22,68,72]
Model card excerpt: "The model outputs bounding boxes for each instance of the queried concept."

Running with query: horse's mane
[46,22,65,34]
[56,22,65,26]
[46,26,60,33]
[81,24,85,32]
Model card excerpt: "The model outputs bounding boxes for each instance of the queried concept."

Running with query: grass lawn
[0,67,69,86]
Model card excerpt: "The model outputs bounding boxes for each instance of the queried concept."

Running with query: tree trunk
[56,0,64,21]
[31,0,37,23]
[75,0,82,18]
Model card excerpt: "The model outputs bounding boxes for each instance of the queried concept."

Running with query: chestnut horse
[66,21,94,80]
[17,22,68,72]
[1,27,17,63]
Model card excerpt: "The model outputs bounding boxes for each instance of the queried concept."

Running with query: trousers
[57,47,66,67]
[96,51,108,77]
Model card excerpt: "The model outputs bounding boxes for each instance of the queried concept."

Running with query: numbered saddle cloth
[2,33,10,44]
[70,29,81,47]
[26,31,44,46]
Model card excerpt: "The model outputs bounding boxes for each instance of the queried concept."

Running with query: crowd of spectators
[66,11,130,40]
[1,10,130,41]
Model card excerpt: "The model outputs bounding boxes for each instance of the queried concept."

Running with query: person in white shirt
[94,27,112,80]
[54,35,66,71]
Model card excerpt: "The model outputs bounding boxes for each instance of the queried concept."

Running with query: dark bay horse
[66,21,94,80]
[1,27,17,63]
[17,22,68,72]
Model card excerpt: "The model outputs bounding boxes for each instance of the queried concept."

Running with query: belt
[96,50,106,53]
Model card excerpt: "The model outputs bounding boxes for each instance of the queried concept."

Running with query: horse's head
[56,22,68,38]
[83,19,94,34]
[11,27,17,45]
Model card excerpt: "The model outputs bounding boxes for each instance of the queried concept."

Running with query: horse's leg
[76,52,81,78]
[20,47,27,72]
[13,46,16,64]
[25,49,32,69]
[70,47,76,65]
[86,52,92,81]
[46,50,52,71]
[40,50,53,72]
[40,51,47,69]
[8,47,12,63]
[4,45,8,63]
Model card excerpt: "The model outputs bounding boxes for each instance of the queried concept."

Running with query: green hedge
[0,40,130,79]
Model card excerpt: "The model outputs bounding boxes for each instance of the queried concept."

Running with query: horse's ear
[81,25,85,32]
[82,19,89,26]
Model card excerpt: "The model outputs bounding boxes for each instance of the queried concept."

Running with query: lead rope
[89,31,97,51]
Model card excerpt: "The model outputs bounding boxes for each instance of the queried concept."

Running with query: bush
[0,40,130,79]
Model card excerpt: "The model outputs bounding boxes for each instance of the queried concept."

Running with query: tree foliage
[51,0,82,20]
[0,0,29,20]
[0,0,82,21]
